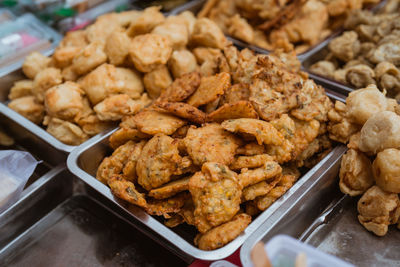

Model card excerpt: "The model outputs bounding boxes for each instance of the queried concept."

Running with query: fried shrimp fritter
[145,192,190,218]
[184,123,241,166]
[221,118,284,146]
[133,109,187,135]
[155,102,206,124]
[148,176,191,199]
[136,134,189,190]
[195,213,251,250]
[207,101,258,122]
[108,175,147,207]
[238,161,282,187]
[189,162,242,233]
[158,72,201,103]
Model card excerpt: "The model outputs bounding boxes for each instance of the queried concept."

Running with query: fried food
[104,31,130,66]
[221,118,284,146]
[238,161,282,187]
[339,149,374,196]
[236,142,265,156]
[242,175,281,201]
[187,72,231,107]
[220,83,250,105]
[109,124,151,149]
[195,213,251,250]
[108,175,147,208]
[72,41,107,75]
[184,123,241,166]
[155,102,206,124]
[8,80,33,100]
[143,66,173,99]
[158,72,201,103]
[358,185,400,236]
[145,192,190,218]
[207,101,258,122]
[152,18,189,50]
[168,50,198,78]
[133,109,187,135]
[43,116,89,145]
[148,176,191,199]
[191,18,228,49]
[230,154,274,170]
[22,52,51,79]
[126,6,165,37]
[372,148,400,193]
[189,162,242,233]
[33,68,63,102]
[8,96,44,124]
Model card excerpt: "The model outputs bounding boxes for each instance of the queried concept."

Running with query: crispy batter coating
[126,6,165,36]
[242,175,281,201]
[8,96,44,124]
[372,148,400,194]
[220,83,250,105]
[122,140,146,183]
[358,186,400,236]
[143,66,173,99]
[238,161,282,187]
[230,154,273,170]
[72,41,107,75]
[8,80,33,100]
[236,142,265,156]
[195,213,251,250]
[155,102,206,124]
[207,101,258,122]
[221,118,284,146]
[191,18,228,49]
[148,176,191,199]
[44,117,88,145]
[339,149,374,196]
[189,162,242,233]
[184,123,241,166]
[168,50,198,78]
[133,109,187,135]
[108,175,147,208]
[187,72,231,107]
[22,52,51,79]
[33,68,63,102]
[145,192,190,218]
[113,67,144,99]
[105,31,130,66]
[53,46,82,69]
[136,134,189,190]
[158,72,201,103]
[109,127,150,150]
[152,18,189,50]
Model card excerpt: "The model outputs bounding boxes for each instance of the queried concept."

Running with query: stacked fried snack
[97,43,334,250]
[7,7,230,145]
[310,0,400,99]
[198,0,378,54]
[329,84,400,236]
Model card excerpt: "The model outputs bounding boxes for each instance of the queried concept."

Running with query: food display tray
[240,156,400,266]
[67,89,347,261]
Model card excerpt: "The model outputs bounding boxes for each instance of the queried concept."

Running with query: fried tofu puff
[358,186,400,236]
[372,148,400,193]
[129,33,173,73]
[184,123,241,166]
[22,52,51,79]
[43,117,88,145]
[133,109,187,135]
[191,18,228,49]
[152,17,189,50]
[339,149,374,196]
[44,82,85,121]
[33,68,63,102]
[105,31,131,66]
[221,118,284,146]
[143,66,173,99]
[72,41,107,75]
[195,213,251,250]
[168,50,198,79]
[126,6,165,37]
[189,162,242,233]
[108,175,147,208]
[8,80,33,100]
[136,134,191,190]
[158,71,201,103]
[8,96,44,124]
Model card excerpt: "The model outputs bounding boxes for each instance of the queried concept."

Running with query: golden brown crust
[155,102,206,124]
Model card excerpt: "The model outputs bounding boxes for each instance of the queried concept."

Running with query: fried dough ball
[126,6,165,37]
[105,31,131,66]
[152,17,189,49]
[143,66,173,99]
[72,41,107,75]
[339,149,374,196]
[44,82,85,121]
[108,175,147,207]
[189,162,242,233]
[43,117,88,145]
[191,18,228,49]
[8,80,33,100]
[346,85,389,125]
[184,123,241,166]
[359,111,400,154]
[358,186,400,236]
[129,34,173,73]
[195,213,251,250]
[372,149,400,193]
[136,134,189,190]
[33,68,62,102]
[168,50,198,79]
[22,52,51,79]
[8,96,44,124]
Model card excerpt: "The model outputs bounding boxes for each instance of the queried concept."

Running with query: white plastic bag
[0,150,39,213]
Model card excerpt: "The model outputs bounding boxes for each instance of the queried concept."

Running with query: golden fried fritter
[145,192,190,218]
[158,72,201,103]
[155,102,206,124]
[220,83,250,105]
[184,123,241,166]
[189,162,242,233]
[230,154,273,170]
[236,142,265,156]
[207,101,258,122]
[148,176,191,199]
[108,175,147,208]
[109,127,151,149]
[242,175,281,201]
[122,140,146,183]
[133,109,187,135]
[238,161,282,187]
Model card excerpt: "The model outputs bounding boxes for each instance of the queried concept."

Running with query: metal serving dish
[67,89,347,261]
[240,155,400,266]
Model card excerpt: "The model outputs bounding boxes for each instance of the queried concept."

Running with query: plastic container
[264,235,354,267]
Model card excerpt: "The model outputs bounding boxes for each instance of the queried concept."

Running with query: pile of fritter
[198,0,378,53]
[97,44,334,250]
[329,85,400,236]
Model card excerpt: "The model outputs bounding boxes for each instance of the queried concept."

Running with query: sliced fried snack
[108,175,147,208]
[136,134,190,190]
[155,102,206,124]
[133,109,187,135]
[109,127,150,149]
[236,142,265,156]
[207,101,258,122]
[194,213,251,250]
[148,176,191,199]
[158,72,201,103]
[221,118,284,146]
[189,162,242,233]
[187,72,231,107]
[184,123,241,166]
[238,161,282,188]
[230,154,274,170]
[242,175,281,202]
[145,192,190,218]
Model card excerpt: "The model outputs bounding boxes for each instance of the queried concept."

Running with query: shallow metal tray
[240,151,400,267]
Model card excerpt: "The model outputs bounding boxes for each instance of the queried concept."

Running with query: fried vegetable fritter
[108,175,147,207]
[133,109,187,135]
[148,176,191,199]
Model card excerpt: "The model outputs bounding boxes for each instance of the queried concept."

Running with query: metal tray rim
[67,129,347,261]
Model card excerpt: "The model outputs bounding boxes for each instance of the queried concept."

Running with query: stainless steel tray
[240,149,400,267]
[67,105,347,261]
